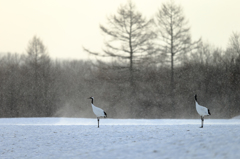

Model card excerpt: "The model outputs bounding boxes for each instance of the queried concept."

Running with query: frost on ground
[0,118,240,159]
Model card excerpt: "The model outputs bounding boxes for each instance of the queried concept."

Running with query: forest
[0,0,240,119]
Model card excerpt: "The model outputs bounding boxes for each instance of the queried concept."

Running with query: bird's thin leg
[97,118,99,128]
[200,116,203,128]
[202,117,204,128]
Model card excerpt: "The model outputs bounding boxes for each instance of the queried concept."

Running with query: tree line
[0,0,240,118]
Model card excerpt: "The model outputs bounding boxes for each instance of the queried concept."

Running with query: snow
[1,118,240,159]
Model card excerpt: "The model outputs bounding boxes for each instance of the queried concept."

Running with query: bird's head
[194,94,197,101]
[88,97,94,100]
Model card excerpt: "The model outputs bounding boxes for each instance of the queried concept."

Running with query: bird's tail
[208,109,211,115]
[104,111,107,118]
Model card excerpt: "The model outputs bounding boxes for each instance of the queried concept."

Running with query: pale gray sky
[0,0,240,60]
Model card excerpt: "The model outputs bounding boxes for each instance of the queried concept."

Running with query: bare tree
[155,0,199,112]
[226,32,240,114]
[84,0,155,91]
[0,53,24,117]
[25,36,54,116]
[227,32,240,59]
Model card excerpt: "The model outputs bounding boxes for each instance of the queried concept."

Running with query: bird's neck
[195,100,199,107]
[195,96,198,106]
[91,98,93,104]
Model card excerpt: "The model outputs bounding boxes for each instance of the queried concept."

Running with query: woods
[0,1,240,118]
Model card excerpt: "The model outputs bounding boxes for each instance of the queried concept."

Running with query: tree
[84,0,155,91]
[24,36,54,116]
[0,53,24,117]
[226,32,240,115]
[155,0,199,112]
[227,32,240,59]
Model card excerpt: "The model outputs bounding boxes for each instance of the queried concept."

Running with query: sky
[0,0,240,60]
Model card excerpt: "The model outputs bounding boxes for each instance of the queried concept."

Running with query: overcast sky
[0,0,240,60]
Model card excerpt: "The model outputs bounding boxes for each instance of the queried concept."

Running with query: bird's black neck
[91,98,93,104]
[195,95,197,102]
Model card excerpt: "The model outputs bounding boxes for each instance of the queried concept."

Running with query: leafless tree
[227,32,240,60]
[25,36,54,116]
[155,0,200,112]
[84,0,155,91]
[225,32,240,114]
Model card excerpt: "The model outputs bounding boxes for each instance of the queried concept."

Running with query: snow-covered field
[1,118,240,159]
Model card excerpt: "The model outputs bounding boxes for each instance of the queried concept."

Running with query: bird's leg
[97,118,99,128]
[202,117,204,128]
[200,116,204,128]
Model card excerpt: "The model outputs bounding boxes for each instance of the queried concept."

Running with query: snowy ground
[1,118,240,159]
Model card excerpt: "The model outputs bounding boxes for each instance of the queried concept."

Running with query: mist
[0,50,240,119]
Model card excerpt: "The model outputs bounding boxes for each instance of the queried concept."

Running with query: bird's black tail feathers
[208,109,211,115]
[104,111,107,118]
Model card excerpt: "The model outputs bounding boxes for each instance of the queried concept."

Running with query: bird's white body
[91,103,106,118]
[195,101,209,117]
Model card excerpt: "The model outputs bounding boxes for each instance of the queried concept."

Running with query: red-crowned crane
[195,94,211,128]
[88,97,107,128]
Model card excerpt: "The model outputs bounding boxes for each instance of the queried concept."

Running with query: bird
[88,97,107,128]
[195,94,211,128]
